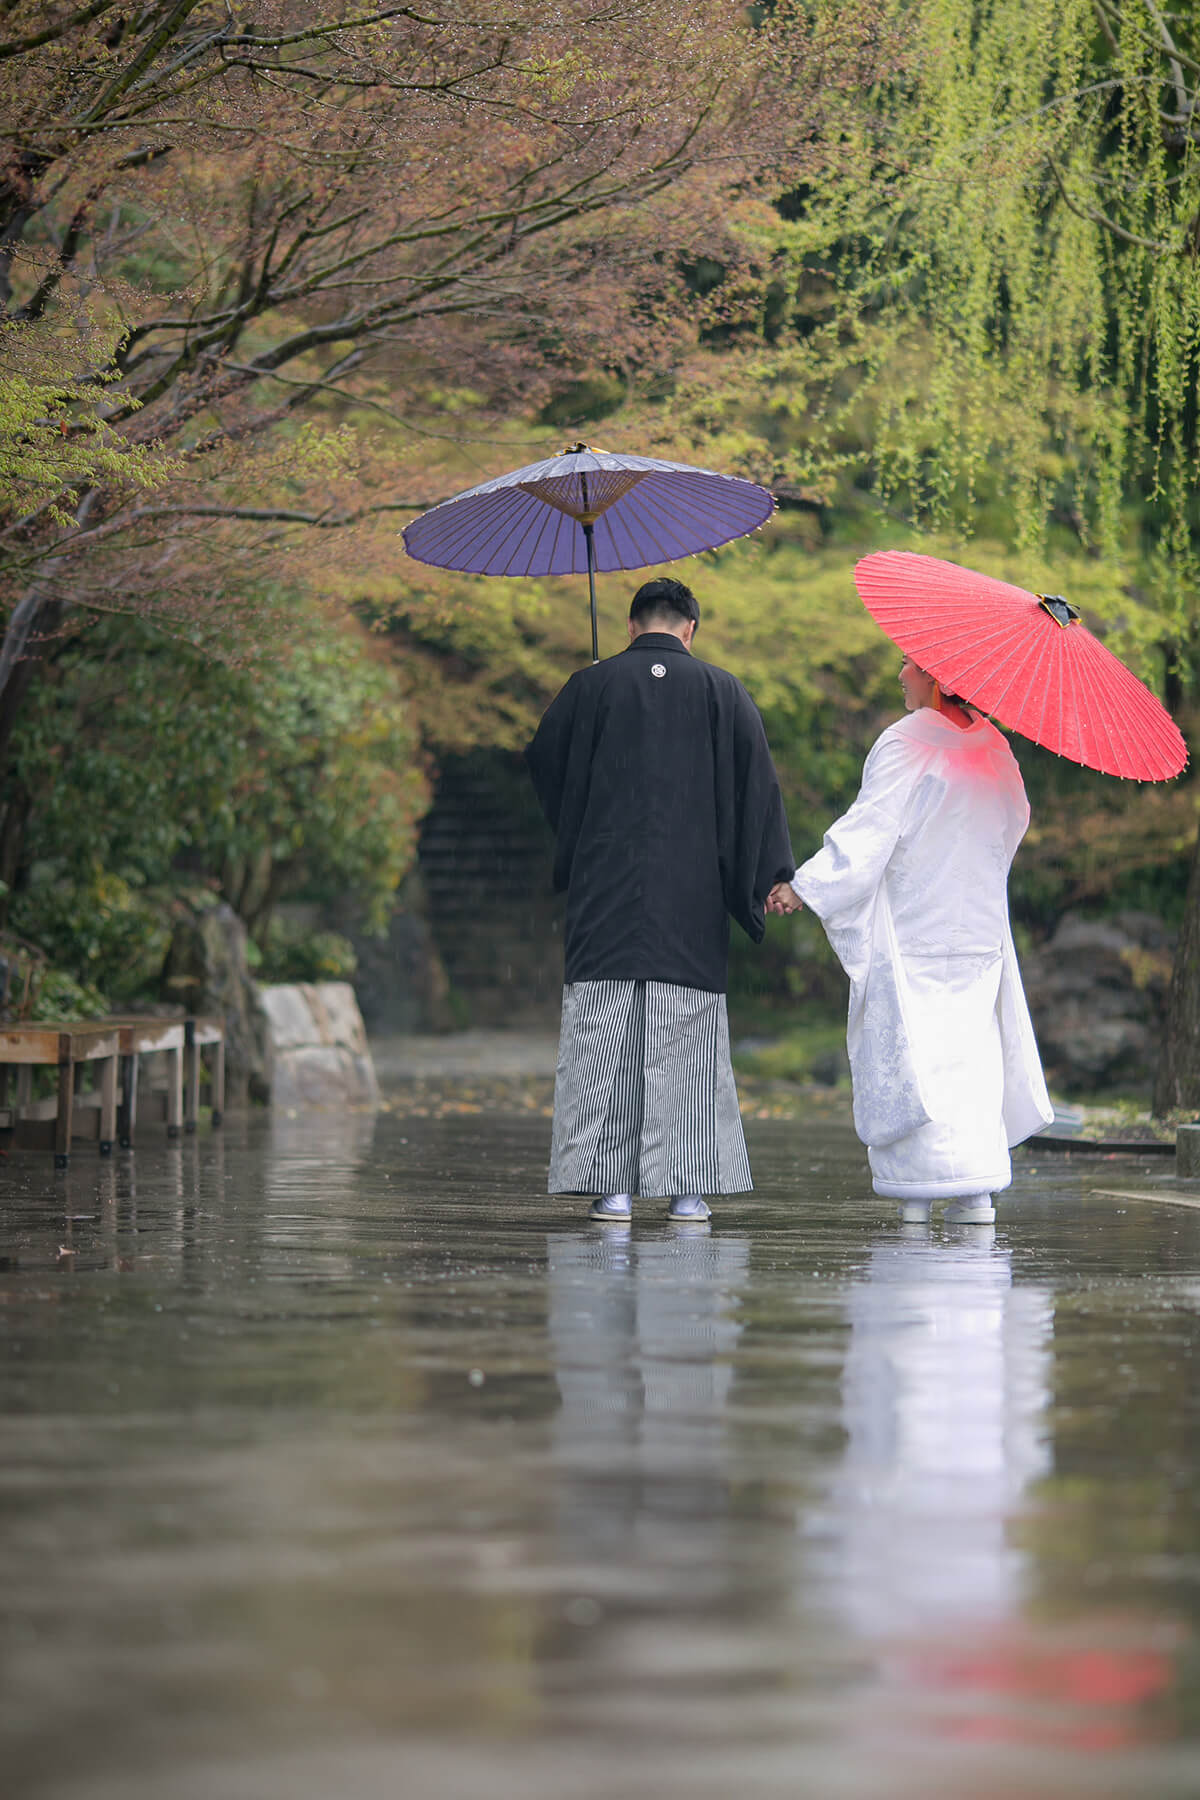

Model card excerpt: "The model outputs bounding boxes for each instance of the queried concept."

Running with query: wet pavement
[3,1111,1200,1799]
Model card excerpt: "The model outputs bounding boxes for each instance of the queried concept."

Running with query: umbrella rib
[1093,637,1167,775]
[427,501,500,567]
[467,495,539,575]
[1075,634,1119,773]
[620,495,680,567]
[426,493,530,569]
[936,623,1034,712]
[504,498,564,577]
[1092,636,1151,775]
[944,627,1030,702]
[638,473,769,539]
[608,488,682,568]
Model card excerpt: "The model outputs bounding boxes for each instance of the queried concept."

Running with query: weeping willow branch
[1048,159,1177,253]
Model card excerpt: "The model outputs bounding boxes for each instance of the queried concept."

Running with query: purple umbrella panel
[401,446,776,577]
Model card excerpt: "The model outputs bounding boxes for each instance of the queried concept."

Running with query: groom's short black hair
[629,577,700,628]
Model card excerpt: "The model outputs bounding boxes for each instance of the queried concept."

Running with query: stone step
[415,749,564,1024]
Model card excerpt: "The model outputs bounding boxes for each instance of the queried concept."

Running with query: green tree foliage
[779,0,1200,1107]
[0,318,170,523]
[0,0,886,655]
[6,606,426,1001]
[7,0,1196,1064]
[360,420,1196,922]
[806,0,1200,603]
[0,0,890,1002]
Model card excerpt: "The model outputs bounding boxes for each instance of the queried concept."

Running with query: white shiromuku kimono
[793,709,1052,1201]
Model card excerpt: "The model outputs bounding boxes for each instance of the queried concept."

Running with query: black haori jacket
[525,632,795,994]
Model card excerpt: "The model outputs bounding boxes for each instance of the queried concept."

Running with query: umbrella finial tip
[1036,593,1081,628]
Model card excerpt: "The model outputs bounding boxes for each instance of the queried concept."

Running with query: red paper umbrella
[853,551,1187,781]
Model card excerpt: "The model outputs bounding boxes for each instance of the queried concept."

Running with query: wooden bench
[186,1016,225,1131]
[0,1015,225,1167]
[0,1023,120,1167]
[110,1015,226,1144]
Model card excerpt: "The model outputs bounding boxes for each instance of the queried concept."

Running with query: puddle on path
[2,1112,1200,1799]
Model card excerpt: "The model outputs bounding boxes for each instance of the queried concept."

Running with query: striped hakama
[549,979,753,1198]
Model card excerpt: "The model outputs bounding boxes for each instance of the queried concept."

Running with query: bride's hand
[767,881,802,916]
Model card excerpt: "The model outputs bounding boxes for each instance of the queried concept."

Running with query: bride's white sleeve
[791,731,924,926]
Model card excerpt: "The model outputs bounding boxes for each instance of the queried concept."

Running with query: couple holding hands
[526,575,1051,1228]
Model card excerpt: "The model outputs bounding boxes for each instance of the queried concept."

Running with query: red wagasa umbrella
[853,551,1187,781]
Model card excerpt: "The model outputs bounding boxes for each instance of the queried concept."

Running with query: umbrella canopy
[403,444,774,576]
[402,442,775,662]
[853,551,1187,781]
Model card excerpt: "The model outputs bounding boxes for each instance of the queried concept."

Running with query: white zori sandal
[589,1194,633,1221]
[667,1196,711,1221]
[942,1196,996,1224]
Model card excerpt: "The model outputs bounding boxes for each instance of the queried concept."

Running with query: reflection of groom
[547,1228,749,1551]
[526,576,796,1224]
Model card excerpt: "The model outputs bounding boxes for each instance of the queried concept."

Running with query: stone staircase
[417,751,565,1027]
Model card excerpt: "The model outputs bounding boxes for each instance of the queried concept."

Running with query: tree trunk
[0,594,62,773]
[0,778,31,925]
[0,591,66,922]
[0,499,97,772]
[1154,822,1200,1115]
[236,848,276,942]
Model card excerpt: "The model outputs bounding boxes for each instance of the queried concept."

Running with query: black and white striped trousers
[549,980,753,1198]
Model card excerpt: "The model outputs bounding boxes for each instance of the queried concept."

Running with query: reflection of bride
[825,1230,1052,1640]
[546,1228,749,1558]
[818,1234,1179,1750]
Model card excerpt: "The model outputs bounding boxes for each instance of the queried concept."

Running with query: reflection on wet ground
[2,1112,1200,1798]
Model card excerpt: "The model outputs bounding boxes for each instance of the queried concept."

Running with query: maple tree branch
[217,52,512,97]
[99,122,698,418]
[0,0,118,64]
[222,9,448,52]
[125,499,430,525]
[75,0,208,124]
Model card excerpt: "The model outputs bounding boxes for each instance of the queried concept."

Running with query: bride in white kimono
[787,657,1052,1224]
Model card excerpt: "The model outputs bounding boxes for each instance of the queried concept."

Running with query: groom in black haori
[526,576,797,1223]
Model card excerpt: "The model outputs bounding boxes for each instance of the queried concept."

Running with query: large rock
[1022,909,1174,1093]
[258,981,379,1111]
[160,897,270,1105]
